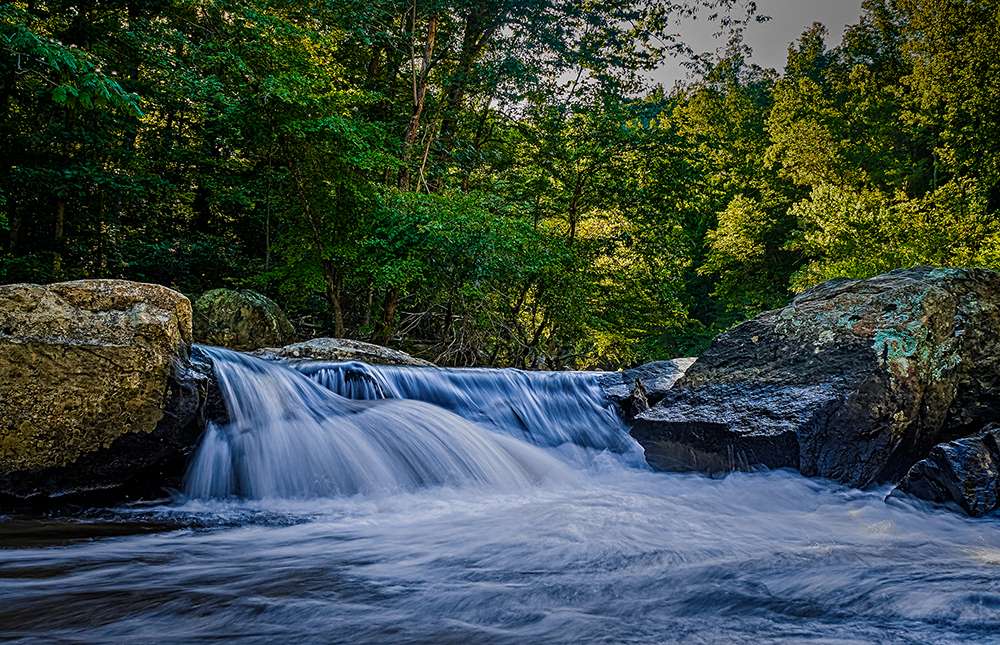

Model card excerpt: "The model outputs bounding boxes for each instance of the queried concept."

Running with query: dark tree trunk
[52,199,65,278]
[321,260,346,337]
[399,11,438,190]
[380,288,399,345]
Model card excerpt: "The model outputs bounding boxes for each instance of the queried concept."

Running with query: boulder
[254,337,434,367]
[193,288,294,351]
[0,280,215,504]
[633,267,1000,487]
[599,359,696,406]
[892,424,1000,517]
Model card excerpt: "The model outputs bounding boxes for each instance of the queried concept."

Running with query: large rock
[254,337,434,367]
[892,424,1000,517]
[0,280,214,504]
[193,288,294,351]
[633,267,1000,487]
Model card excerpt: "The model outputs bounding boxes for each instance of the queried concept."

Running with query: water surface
[1,350,997,643]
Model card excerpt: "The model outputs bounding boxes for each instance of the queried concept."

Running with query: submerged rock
[892,425,1000,516]
[0,280,216,504]
[193,288,294,351]
[255,337,434,367]
[634,267,1000,487]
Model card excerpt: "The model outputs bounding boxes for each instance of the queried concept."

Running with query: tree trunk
[321,259,346,337]
[52,199,65,278]
[380,288,399,345]
[439,5,503,149]
[399,11,438,190]
[363,286,374,330]
[288,157,346,336]
[8,212,20,253]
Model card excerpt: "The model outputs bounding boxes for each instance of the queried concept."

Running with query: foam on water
[2,470,999,643]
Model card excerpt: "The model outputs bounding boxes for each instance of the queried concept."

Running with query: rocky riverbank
[3,270,999,516]
[0,281,432,507]
[628,267,1000,516]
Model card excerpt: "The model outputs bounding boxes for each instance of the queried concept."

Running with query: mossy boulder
[633,267,1000,488]
[0,280,214,502]
[193,288,294,351]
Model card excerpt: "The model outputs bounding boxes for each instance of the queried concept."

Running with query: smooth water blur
[186,348,578,499]
[1,348,998,643]
[1,471,999,643]
[294,361,641,461]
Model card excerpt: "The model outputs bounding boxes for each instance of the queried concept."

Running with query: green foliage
[2,0,999,367]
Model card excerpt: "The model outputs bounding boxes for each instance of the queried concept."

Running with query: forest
[2,0,998,368]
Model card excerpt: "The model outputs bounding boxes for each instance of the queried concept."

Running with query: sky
[652,0,866,86]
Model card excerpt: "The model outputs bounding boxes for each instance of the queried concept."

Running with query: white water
[185,348,579,499]
[293,360,640,458]
[2,471,999,643]
[1,347,998,642]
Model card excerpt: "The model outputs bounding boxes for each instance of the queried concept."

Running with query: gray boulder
[633,267,1000,487]
[599,359,696,406]
[254,337,434,367]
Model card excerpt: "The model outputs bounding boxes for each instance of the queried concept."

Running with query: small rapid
[293,360,639,458]
[3,347,1000,643]
[185,348,580,499]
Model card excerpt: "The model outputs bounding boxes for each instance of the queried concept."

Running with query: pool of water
[1,469,998,644]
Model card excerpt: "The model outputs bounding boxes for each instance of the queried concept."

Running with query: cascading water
[293,360,643,461]
[185,347,580,499]
[4,347,999,643]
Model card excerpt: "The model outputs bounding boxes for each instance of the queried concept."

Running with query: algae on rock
[193,288,294,351]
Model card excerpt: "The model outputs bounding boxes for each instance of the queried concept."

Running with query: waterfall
[293,361,639,458]
[185,348,583,500]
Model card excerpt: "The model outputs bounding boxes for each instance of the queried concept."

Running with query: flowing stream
[1,348,998,643]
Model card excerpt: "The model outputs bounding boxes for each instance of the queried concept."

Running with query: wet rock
[254,337,434,367]
[620,379,650,422]
[599,359,696,407]
[0,280,217,504]
[892,424,1000,516]
[193,288,294,351]
[634,267,1000,487]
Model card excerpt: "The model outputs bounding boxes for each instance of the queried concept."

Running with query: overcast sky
[652,0,865,86]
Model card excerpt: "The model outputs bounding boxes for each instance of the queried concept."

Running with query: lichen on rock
[193,288,294,351]
[0,280,192,475]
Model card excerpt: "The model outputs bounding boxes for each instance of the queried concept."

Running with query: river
[1,349,997,643]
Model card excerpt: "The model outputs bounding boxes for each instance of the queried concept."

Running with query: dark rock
[620,379,650,422]
[599,358,695,407]
[193,288,294,351]
[892,424,1000,516]
[633,267,1000,487]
